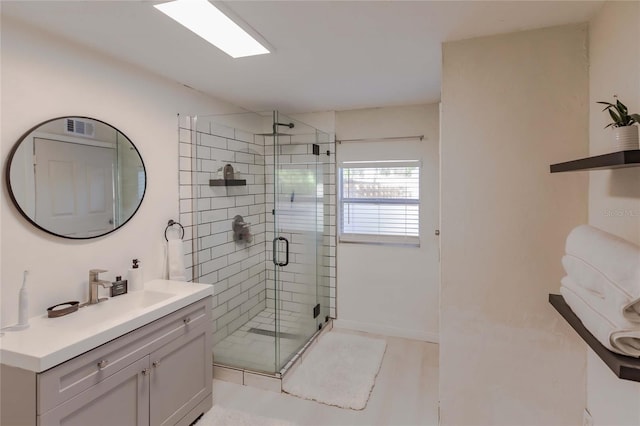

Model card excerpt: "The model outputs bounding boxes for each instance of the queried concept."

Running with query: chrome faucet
[89,269,112,304]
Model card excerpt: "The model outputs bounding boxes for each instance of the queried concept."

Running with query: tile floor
[213,307,318,373]
[206,330,439,426]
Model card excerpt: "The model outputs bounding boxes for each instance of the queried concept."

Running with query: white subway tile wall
[178,115,336,351]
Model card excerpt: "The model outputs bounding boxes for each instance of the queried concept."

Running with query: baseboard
[176,392,212,426]
[333,319,439,343]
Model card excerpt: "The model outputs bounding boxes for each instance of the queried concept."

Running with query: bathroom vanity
[0,280,214,426]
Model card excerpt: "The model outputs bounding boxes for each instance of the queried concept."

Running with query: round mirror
[6,116,146,239]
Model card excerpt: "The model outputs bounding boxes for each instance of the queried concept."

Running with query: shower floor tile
[213,307,317,374]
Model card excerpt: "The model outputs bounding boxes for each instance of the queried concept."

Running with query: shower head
[273,121,294,135]
[256,121,295,137]
[255,132,294,136]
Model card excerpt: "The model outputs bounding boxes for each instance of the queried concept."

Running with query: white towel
[561,278,640,357]
[167,238,187,281]
[562,254,640,322]
[565,225,640,299]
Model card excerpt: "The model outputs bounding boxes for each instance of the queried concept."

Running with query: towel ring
[164,220,184,241]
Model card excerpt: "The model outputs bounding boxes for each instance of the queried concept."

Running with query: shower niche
[209,163,247,186]
[178,111,334,376]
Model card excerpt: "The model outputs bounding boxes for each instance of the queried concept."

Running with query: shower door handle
[281,237,289,266]
[272,237,289,267]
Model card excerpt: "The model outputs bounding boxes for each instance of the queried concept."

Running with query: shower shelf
[549,294,640,382]
[209,179,246,187]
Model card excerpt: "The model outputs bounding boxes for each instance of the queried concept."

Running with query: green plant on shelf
[597,96,640,128]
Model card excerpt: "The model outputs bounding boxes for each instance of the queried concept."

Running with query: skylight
[154,0,270,58]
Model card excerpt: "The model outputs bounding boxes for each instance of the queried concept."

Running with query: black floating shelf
[550,149,640,173]
[209,179,246,187]
[549,294,640,382]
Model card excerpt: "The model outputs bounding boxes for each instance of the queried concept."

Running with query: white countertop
[0,279,214,373]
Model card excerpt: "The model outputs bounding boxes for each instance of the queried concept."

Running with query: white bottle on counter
[16,270,30,330]
[128,259,143,292]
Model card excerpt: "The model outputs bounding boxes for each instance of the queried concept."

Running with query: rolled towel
[167,238,187,281]
[565,225,640,299]
[561,278,640,357]
[562,255,640,322]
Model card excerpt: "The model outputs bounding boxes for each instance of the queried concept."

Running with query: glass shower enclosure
[182,111,331,375]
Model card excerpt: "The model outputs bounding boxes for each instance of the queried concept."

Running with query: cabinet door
[39,357,150,426]
[149,324,211,426]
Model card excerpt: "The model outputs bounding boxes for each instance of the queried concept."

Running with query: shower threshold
[213,317,333,392]
[247,327,300,340]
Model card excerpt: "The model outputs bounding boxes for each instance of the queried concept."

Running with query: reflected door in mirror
[35,138,115,238]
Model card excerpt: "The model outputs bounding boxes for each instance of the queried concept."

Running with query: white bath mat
[282,331,387,410]
[198,405,295,426]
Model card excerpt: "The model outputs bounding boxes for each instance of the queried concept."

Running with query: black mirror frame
[5,116,147,240]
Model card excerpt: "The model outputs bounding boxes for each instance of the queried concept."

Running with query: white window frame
[338,160,421,246]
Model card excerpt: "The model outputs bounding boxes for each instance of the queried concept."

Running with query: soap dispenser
[110,276,128,297]
[128,259,143,292]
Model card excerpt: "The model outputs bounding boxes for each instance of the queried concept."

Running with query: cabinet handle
[183,317,191,324]
[152,361,160,368]
[97,360,109,369]
[141,368,150,376]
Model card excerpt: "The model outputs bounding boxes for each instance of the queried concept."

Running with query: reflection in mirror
[6,117,146,239]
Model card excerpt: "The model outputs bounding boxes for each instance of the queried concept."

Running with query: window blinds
[339,161,420,245]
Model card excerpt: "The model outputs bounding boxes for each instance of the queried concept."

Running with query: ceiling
[2,0,603,114]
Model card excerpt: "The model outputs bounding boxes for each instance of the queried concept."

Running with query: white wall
[289,111,336,138]
[0,17,242,326]
[586,2,640,424]
[334,104,440,341]
[440,25,589,425]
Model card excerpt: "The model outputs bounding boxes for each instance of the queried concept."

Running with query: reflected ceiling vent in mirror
[65,118,95,138]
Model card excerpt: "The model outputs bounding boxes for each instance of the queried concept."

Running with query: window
[338,160,420,245]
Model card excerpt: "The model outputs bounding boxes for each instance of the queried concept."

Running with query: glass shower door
[272,111,324,370]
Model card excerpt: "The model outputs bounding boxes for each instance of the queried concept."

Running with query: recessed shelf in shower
[209,179,247,186]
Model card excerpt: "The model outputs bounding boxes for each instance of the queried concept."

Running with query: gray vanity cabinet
[40,320,211,426]
[38,356,151,426]
[1,297,212,426]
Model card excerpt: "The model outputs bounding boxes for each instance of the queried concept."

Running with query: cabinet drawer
[38,297,211,415]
